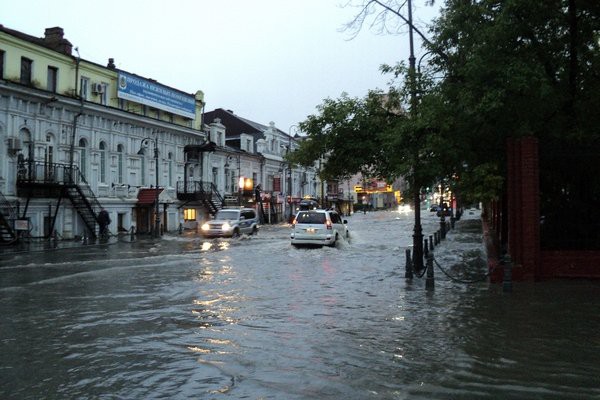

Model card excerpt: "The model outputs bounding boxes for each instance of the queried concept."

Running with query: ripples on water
[1,211,599,399]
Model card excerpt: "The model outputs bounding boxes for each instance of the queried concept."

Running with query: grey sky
[2,0,439,133]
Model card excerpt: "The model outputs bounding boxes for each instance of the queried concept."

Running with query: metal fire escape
[16,160,103,239]
[0,191,17,244]
[177,181,224,216]
[177,141,223,215]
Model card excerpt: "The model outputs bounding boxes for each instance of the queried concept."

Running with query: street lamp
[138,136,160,238]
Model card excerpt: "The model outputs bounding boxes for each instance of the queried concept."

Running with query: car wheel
[250,226,258,235]
[231,229,240,238]
[329,233,338,247]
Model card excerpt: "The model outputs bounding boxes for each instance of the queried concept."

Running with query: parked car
[201,208,259,238]
[290,209,349,247]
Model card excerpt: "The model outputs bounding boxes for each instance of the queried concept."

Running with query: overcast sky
[2,0,439,133]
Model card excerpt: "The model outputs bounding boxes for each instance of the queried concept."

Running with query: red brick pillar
[506,138,521,264]
[506,137,540,281]
[518,137,540,280]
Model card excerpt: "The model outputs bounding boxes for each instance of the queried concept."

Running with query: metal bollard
[130,225,135,241]
[426,253,434,290]
[424,239,429,256]
[440,217,446,239]
[502,254,513,293]
[429,235,434,251]
[450,216,456,229]
[405,249,413,279]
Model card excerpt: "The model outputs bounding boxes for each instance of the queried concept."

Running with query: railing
[209,182,224,206]
[0,191,17,220]
[177,180,213,196]
[74,168,102,216]
[17,160,102,222]
[17,160,81,185]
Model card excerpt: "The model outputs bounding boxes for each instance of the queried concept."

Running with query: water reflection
[1,212,599,399]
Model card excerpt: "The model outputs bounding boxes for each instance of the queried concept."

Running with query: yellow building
[0,25,208,240]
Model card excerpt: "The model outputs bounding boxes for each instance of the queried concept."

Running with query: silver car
[201,208,259,238]
[290,209,349,247]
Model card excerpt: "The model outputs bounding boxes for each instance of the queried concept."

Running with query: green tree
[294,0,600,206]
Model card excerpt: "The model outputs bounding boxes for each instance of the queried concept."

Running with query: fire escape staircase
[16,161,103,238]
[64,173,102,238]
[0,191,17,244]
[177,181,223,216]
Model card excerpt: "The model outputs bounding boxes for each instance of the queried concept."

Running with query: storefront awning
[137,188,164,205]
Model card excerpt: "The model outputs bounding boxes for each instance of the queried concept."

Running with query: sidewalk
[420,208,489,282]
[0,233,135,256]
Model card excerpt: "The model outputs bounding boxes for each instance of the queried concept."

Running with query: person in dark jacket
[98,209,111,238]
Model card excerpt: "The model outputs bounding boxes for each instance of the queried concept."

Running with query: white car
[290,209,349,247]
[201,208,259,238]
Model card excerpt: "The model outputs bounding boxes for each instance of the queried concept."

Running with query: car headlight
[222,222,232,231]
[201,223,210,231]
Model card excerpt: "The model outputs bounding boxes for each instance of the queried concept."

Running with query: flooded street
[1,209,599,399]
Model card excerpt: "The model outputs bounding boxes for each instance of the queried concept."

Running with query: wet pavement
[1,208,599,399]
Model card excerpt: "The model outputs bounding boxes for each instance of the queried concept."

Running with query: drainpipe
[69,48,84,175]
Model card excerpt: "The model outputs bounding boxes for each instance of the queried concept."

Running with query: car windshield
[296,212,326,224]
[215,210,239,220]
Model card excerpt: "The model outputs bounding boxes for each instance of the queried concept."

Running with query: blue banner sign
[117,72,196,119]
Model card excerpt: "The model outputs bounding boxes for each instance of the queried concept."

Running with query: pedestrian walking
[98,208,111,238]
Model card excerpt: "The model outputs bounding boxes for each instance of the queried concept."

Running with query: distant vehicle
[298,199,319,211]
[290,209,349,247]
[201,208,259,238]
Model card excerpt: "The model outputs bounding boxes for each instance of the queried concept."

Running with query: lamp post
[407,0,424,272]
[138,137,160,238]
[286,125,297,222]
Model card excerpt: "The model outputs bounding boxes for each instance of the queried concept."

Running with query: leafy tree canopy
[292,0,600,204]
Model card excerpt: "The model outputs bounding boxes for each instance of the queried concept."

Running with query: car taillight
[326,220,332,230]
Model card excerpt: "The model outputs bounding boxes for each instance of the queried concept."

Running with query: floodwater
[1,209,599,399]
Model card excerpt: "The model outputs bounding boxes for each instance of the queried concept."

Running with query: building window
[212,167,219,188]
[20,57,33,85]
[80,77,90,100]
[183,208,196,221]
[141,156,146,186]
[99,141,107,183]
[47,66,58,92]
[100,83,108,105]
[0,50,5,80]
[225,169,232,192]
[168,152,173,187]
[117,144,124,183]
[79,138,87,177]
[246,139,252,152]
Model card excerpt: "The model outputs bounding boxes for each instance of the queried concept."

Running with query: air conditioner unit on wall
[7,138,22,151]
[92,83,104,94]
